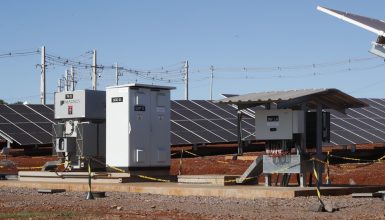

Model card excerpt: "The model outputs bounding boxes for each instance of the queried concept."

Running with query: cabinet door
[149,90,171,167]
[129,88,151,166]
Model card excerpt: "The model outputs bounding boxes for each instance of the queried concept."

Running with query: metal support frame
[0,131,13,148]
[265,174,271,186]
[300,172,306,187]
[192,144,198,151]
[236,109,243,156]
[299,103,307,187]
[369,41,385,59]
[316,104,323,185]
[0,131,13,158]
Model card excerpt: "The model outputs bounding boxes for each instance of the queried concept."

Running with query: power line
[3,92,55,102]
[350,78,385,94]
[190,56,379,74]
[212,63,385,80]
[44,52,185,84]
[30,49,385,85]
[0,49,40,59]
[3,47,385,101]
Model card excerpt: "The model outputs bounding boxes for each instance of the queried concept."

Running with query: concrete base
[352,192,382,198]
[37,188,66,194]
[107,167,170,176]
[18,171,131,183]
[0,180,384,199]
[178,175,239,186]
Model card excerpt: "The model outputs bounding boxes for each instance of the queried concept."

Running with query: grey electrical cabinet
[54,90,106,120]
[255,109,304,140]
[106,84,175,171]
[53,89,106,170]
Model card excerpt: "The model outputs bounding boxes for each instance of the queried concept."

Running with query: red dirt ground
[2,149,385,219]
[2,150,385,185]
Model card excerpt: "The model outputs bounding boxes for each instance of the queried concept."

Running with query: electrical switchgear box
[53,90,106,170]
[54,90,106,120]
[106,83,175,170]
[255,109,304,140]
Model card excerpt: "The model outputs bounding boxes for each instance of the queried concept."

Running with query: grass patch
[0,211,77,218]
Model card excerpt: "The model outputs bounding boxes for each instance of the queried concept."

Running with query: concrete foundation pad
[352,192,382,198]
[178,175,239,186]
[0,181,384,199]
[18,171,131,183]
[37,188,66,194]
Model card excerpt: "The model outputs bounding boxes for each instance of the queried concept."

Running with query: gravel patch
[1,186,385,219]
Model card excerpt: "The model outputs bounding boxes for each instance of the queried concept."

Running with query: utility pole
[210,65,214,100]
[65,69,70,91]
[40,46,46,104]
[57,76,65,92]
[115,62,119,86]
[92,49,97,90]
[184,60,189,100]
[70,66,75,91]
[57,79,61,92]
[61,76,65,92]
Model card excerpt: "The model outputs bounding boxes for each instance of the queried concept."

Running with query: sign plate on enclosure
[134,105,146,111]
[111,97,123,103]
[65,94,73,99]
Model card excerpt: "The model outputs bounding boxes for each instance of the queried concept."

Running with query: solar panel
[195,100,255,134]
[170,100,255,145]
[317,6,385,37]
[0,119,40,145]
[0,104,54,146]
[27,104,54,122]
[8,105,54,143]
[337,100,385,145]
[171,122,208,144]
[0,105,29,123]
[34,123,53,133]
[7,105,53,124]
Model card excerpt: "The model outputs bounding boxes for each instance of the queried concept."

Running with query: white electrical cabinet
[106,84,175,170]
[255,109,304,140]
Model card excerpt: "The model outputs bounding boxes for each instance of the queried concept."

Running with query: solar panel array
[1,99,385,147]
[0,104,54,145]
[170,99,385,147]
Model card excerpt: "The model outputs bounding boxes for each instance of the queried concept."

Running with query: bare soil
[1,187,385,219]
